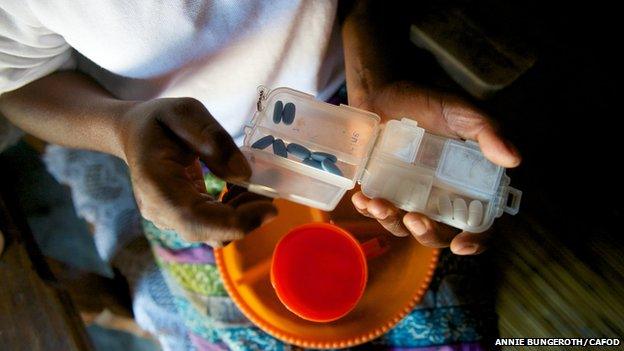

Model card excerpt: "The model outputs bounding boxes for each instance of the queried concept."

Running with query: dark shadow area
[400,0,623,340]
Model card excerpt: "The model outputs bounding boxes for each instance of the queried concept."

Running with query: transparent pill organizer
[236,86,522,233]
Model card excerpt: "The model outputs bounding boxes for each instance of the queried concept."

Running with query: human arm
[0,71,275,246]
[340,0,521,254]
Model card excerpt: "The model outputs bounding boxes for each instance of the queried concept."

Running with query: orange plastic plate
[215,199,439,349]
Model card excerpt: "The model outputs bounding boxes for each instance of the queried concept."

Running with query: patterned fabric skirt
[143,173,499,350]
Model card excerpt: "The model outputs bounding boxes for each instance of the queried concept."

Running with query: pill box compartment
[436,140,504,197]
[360,155,434,213]
[239,87,521,232]
[359,118,521,233]
[424,186,492,230]
[239,87,381,211]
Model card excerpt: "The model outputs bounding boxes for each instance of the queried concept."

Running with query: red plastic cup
[270,223,388,322]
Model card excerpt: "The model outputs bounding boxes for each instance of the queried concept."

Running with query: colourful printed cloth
[143,172,499,350]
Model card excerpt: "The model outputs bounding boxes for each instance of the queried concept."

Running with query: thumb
[157,98,251,181]
[441,98,521,168]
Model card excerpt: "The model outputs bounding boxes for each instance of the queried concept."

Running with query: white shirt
[0,0,344,147]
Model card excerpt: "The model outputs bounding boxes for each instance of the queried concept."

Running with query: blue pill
[282,102,296,125]
[302,157,323,170]
[286,142,311,159]
[273,101,283,124]
[251,135,274,149]
[310,152,337,163]
[321,158,343,176]
[272,138,288,157]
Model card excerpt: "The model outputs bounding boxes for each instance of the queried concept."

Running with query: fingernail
[194,180,207,191]
[239,209,276,233]
[503,140,521,164]
[354,203,366,212]
[261,213,277,226]
[227,153,252,180]
[369,206,389,219]
[454,243,478,255]
[406,217,428,236]
[352,199,366,211]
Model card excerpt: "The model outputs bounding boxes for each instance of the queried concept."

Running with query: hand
[118,97,276,247]
[350,82,521,255]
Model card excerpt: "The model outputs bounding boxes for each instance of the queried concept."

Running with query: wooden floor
[494,213,624,349]
[438,5,624,346]
[483,26,624,344]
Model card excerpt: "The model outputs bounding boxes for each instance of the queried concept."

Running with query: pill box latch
[256,85,270,112]
[400,118,419,128]
[503,186,522,215]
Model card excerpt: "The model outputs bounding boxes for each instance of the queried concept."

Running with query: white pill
[453,198,468,223]
[437,195,453,219]
[468,200,484,227]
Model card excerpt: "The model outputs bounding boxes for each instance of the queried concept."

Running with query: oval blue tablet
[272,138,288,157]
[251,135,274,149]
[286,142,311,159]
[321,158,343,176]
[273,101,284,124]
[310,152,338,163]
[302,157,323,170]
[282,102,296,125]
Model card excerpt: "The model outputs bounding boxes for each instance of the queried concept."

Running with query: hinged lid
[236,87,381,210]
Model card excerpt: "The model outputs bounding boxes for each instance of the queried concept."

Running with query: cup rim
[270,222,368,323]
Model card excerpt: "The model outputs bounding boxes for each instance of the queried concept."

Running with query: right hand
[348,82,521,255]
[118,97,276,247]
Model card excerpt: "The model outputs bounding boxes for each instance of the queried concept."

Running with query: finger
[403,212,458,247]
[205,239,227,249]
[186,159,208,194]
[226,191,274,209]
[222,184,248,203]
[135,160,246,243]
[171,195,245,243]
[449,230,492,255]
[475,124,521,168]
[157,98,251,181]
[366,198,410,237]
[234,201,278,233]
[441,99,521,168]
[351,191,375,218]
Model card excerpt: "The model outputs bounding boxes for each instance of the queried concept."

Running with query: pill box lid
[237,86,382,210]
[359,118,522,232]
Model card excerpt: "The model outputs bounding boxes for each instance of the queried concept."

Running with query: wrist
[109,99,141,163]
[344,62,388,109]
[341,6,394,109]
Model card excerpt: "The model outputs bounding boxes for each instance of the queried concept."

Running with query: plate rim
[215,242,440,349]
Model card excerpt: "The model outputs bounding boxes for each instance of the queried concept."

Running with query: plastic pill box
[236,86,521,232]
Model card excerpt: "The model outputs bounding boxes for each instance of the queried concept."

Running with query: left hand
[119,97,276,247]
[349,81,521,255]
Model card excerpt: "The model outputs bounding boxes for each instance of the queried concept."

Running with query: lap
[46,146,497,351]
